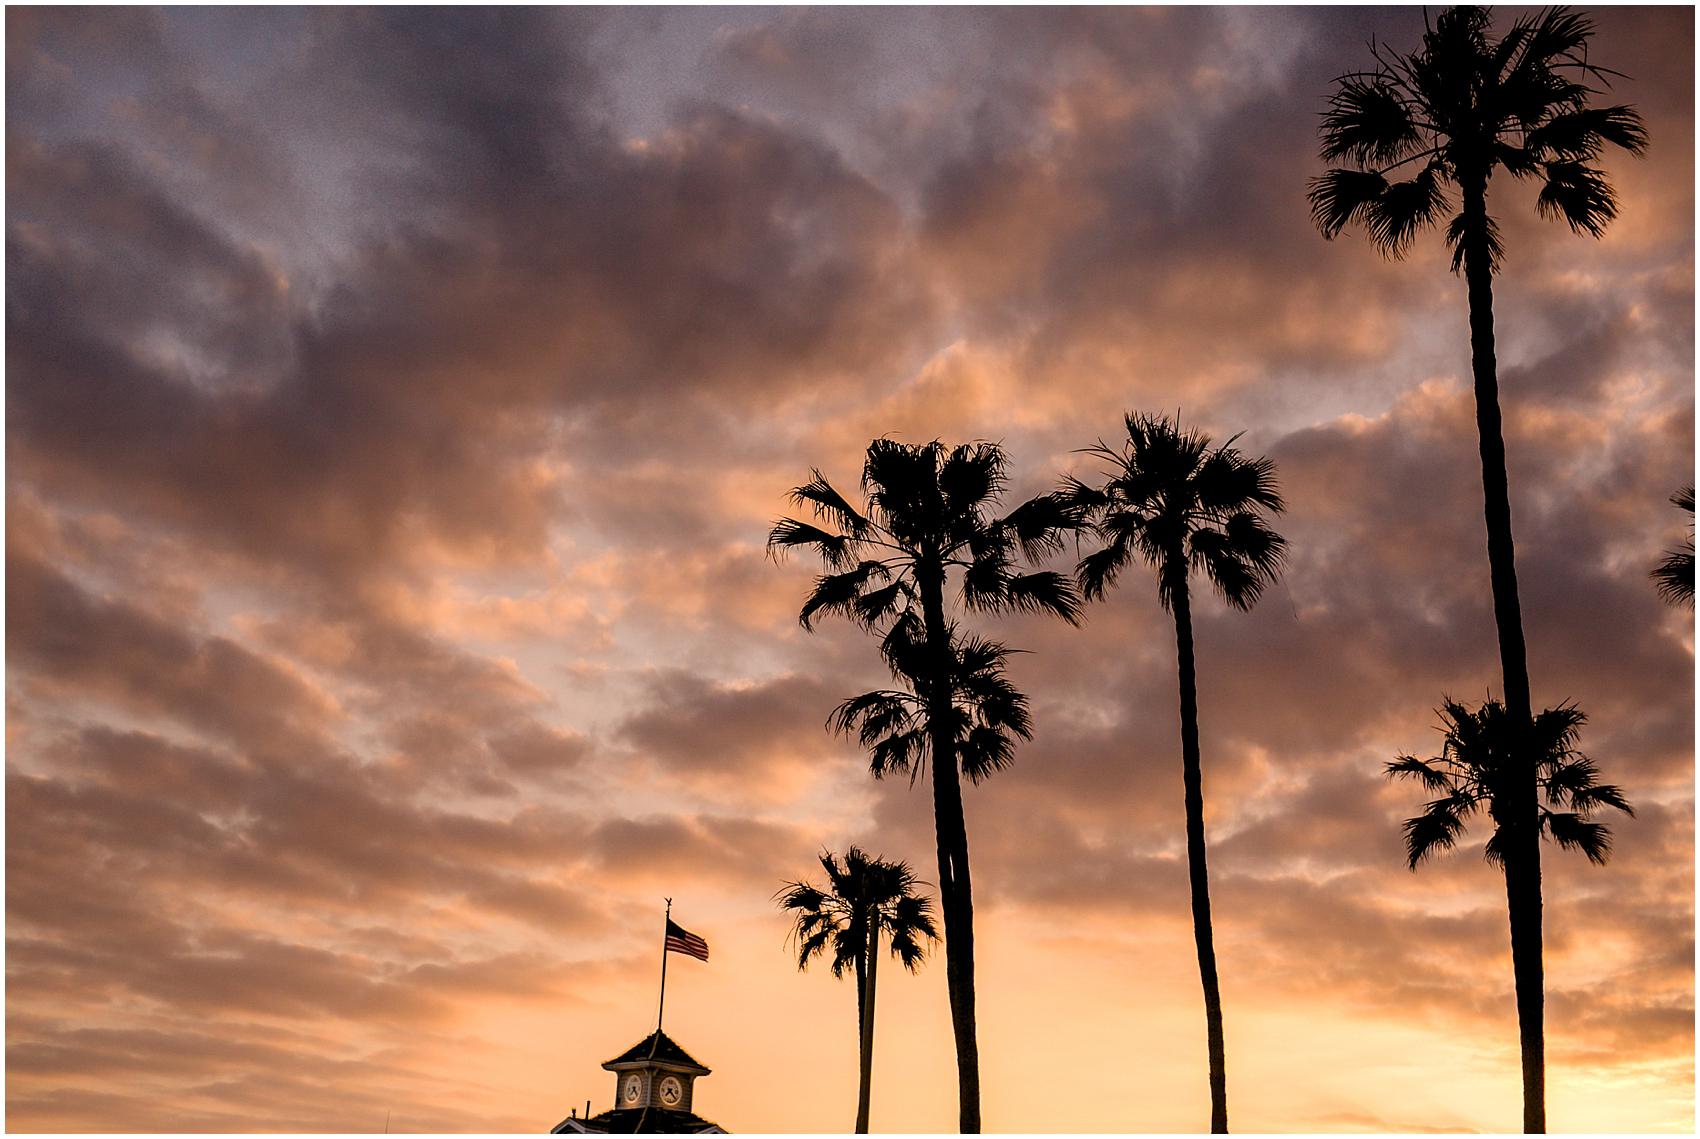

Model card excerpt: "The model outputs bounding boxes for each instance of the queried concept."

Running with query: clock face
[659,1076,683,1106]
[623,1074,642,1104]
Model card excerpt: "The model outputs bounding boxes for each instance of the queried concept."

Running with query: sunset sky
[6,6,1693,1134]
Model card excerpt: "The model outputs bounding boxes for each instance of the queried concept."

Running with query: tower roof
[602,1031,710,1075]
[553,1107,725,1134]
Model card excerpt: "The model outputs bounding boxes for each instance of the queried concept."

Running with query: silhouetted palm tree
[1310,10,1646,1128]
[1389,701,1633,1087]
[1062,413,1285,1134]
[777,847,938,1134]
[1652,485,1694,609]
[770,438,1079,1133]
[1390,699,1633,867]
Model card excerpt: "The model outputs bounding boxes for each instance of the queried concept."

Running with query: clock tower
[604,1031,710,1115]
[551,1030,724,1133]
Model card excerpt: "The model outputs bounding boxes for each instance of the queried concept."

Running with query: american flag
[664,918,709,961]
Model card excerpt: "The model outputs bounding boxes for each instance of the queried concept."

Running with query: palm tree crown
[778,847,938,982]
[828,628,1032,786]
[1066,412,1287,610]
[1310,5,1648,266]
[770,438,1082,635]
[1652,485,1695,609]
[1389,698,1634,868]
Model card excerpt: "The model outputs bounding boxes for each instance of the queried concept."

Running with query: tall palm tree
[777,847,939,1134]
[769,438,1080,1133]
[1310,9,1646,1128]
[1062,412,1285,1134]
[1651,485,1694,609]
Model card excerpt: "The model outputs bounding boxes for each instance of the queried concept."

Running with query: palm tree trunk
[854,946,869,1133]
[1461,177,1544,1134]
[1171,568,1228,1134]
[856,923,879,1134]
[918,557,981,1134]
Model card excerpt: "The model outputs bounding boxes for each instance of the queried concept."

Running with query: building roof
[601,1031,710,1075]
[551,1107,725,1134]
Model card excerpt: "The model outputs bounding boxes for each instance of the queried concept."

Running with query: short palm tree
[1390,700,1632,1113]
[1652,485,1694,609]
[777,847,938,1134]
[1310,10,1646,1128]
[769,438,1080,1133]
[1062,412,1285,1134]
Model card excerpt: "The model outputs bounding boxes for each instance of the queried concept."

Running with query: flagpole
[655,898,672,1037]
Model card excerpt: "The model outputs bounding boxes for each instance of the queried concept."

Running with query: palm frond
[877,609,931,682]
[789,472,872,537]
[1000,570,1084,625]
[1386,754,1451,792]
[1319,76,1423,165]
[1057,473,1112,516]
[1536,161,1618,236]
[1364,162,1451,257]
[1308,168,1392,242]
[869,728,927,780]
[1526,105,1649,161]
[1445,208,1504,272]
[1653,545,1695,608]
[1482,825,1510,869]
[1195,450,1286,515]
[959,550,1015,612]
[1403,798,1469,869]
[938,442,1006,522]
[1076,541,1130,603]
[1531,702,1588,754]
[958,724,1018,784]
[799,561,892,631]
[999,491,1083,560]
[1563,779,1634,818]
[961,679,1030,738]
[1543,811,1613,866]
[1511,7,1594,81]
[853,579,911,626]
[826,689,916,745]
[1190,515,1287,611]
[776,882,827,913]
[863,438,944,541]
[769,518,856,570]
[1223,510,1289,573]
[885,891,938,971]
[1190,530,1262,610]
[1653,483,1695,608]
